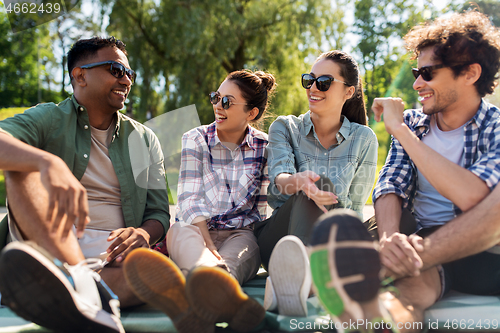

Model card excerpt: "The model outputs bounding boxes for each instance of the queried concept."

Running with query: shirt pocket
[205,165,226,211]
[330,161,356,197]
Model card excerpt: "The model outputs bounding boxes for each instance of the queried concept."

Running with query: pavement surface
[0,204,374,225]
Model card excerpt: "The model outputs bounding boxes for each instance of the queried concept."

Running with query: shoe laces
[65,258,104,282]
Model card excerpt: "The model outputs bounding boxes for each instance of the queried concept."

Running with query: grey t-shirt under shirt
[413,115,465,229]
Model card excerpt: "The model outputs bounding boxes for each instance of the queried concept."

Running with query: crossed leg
[5,170,142,307]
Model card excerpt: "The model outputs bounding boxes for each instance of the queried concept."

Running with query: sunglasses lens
[420,68,432,81]
[316,76,333,92]
[301,74,314,89]
[221,96,230,110]
[412,69,420,80]
[127,69,136,84]
[412,68,433,81]
[209,92,219,105]
[110,63,125,79]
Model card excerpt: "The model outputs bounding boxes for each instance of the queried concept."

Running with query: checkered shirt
[373,100,500,216]
[176,123,269,230]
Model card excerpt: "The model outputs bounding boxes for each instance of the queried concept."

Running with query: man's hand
[39,155,90,240]
[105,227,151,263]
[295,171,337,213]
[379,232,423,279]
[372,97,406,136]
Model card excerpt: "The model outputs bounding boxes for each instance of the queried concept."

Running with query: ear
[345,86,356,100]
[464,63,482,86]
[247,107,259,121]
[71,67,87,87]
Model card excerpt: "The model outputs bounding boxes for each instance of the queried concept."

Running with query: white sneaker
[263,276,278,311]
[266,235,311,316]
[0,241,124,333]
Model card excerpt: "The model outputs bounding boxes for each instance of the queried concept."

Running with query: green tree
[98,0,344,126]
[462,0,500,26]
[353,0,425,116]
[0,12,61,107]
[49,8,101,97]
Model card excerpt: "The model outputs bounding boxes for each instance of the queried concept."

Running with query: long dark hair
[315,51,367,125]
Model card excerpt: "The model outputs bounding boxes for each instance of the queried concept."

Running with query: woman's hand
[276,171,337,213]
[193,219,223,260]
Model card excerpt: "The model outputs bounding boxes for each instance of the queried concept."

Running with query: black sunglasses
[80,61,137,84]
[411,64,447,82]
[209,91,248,110]
[301,73,346,92]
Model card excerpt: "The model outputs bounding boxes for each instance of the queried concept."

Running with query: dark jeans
[253,176,336,270]
[363,208,417,240]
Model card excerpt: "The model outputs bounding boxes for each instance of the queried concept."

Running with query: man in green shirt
[0,36,170,333]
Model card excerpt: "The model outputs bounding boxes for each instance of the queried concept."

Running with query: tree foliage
[99,0,344,126]
[353,0,425,117]
[0,13,59,107]
[462,0,500,26]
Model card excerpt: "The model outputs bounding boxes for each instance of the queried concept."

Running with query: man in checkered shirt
[370,11,500,331]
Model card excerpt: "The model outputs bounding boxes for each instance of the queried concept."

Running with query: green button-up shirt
[0,96,170,238]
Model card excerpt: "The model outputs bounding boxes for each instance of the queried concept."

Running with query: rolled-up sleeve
[266,118,297,205]
[468,122,500,190]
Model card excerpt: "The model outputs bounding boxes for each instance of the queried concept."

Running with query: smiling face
[307,59,354,118]
[413,47,461,116]
[77,46,133,115]
[212,79,257,144]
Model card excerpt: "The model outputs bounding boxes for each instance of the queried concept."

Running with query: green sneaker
[309,209,381,322]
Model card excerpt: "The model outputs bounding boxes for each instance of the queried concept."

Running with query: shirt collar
[71,95,121,137]
[337,116,352,143]
[207,122,254,150]
[469,99,495,129]
[416,99,492,132]
[415,112,432,130]
[303,111,350,144]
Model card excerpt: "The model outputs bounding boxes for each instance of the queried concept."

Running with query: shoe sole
[186,266,265,333]
[309,210,381,321]
[123,248,214,333]
[0,242,123,333]
[268,235,310,316]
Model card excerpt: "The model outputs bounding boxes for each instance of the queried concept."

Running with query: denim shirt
[0,96,170,237]
[267,112,378,219]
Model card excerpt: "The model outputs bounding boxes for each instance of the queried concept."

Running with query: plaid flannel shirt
[176,123,269,230]
[373,100,500,216]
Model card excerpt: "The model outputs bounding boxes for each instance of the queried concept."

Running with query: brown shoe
[185,266,265,332]
[123,248,213,333]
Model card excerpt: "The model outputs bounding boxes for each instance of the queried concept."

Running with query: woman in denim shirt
[254,51,378,316]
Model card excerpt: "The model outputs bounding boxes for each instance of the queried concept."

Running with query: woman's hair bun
[254,71,277,93]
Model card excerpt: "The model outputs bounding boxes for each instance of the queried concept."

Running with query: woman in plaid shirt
[125,70,276,333]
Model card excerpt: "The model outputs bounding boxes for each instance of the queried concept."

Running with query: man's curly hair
[404,10,500,97]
